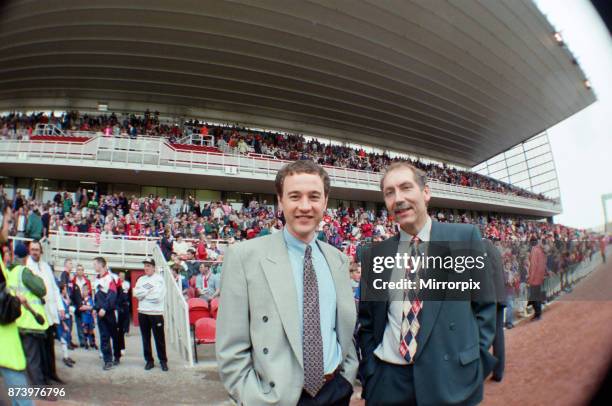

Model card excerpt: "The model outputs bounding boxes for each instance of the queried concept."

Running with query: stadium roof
[0,0,596,166]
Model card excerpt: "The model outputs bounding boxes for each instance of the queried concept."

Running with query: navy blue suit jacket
[358,221,497,406]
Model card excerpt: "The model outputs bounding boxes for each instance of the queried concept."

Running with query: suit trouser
[364,358,417,406]
[492,306,505,380]
[138,313,167,363]
[19,332,46,385]
[297,373,353,406]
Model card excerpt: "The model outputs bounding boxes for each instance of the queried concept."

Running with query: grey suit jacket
[216,231,358,406]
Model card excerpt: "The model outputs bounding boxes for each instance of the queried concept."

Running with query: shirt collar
[399,216,432,242]
[283,227,317,254]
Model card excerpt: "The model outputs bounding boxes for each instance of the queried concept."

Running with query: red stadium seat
[169,143,221,154]
[187,297,208,310]
[30,135,90,143]
[193,317,216,363]
[188,298,210,326]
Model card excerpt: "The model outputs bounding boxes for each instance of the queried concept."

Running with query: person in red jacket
[360,221,373,239]
[196,235,208,261]
[527,239,547,321]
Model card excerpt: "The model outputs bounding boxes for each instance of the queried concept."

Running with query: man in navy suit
[358,162,497,406]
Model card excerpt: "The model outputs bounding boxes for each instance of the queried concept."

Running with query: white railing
[34,124,65,136]
[0,136,562,213]
[180,126,215,147]
[48,232,162,269]
[153,245,194,366]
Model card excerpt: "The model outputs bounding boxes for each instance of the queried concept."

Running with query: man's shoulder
[431,222,478,241]
[227,233,277,256]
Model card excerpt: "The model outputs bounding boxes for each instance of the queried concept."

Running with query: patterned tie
[303,245,325,397]
[399,236,422,364]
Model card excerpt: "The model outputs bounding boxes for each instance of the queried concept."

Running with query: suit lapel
[414,221,447,361]
[261,232,302,367]
[378,235,400,316]
[318,241,353,355]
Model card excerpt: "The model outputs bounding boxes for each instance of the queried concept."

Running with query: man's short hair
[275,160,330,197]
[380,161,427,191]
[29,240,43,253]
[64,258,73,266]
[93,256,107,268]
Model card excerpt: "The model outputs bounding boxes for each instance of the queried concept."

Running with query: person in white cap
[133,258,168,371]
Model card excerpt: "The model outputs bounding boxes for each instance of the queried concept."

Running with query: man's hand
[16,294,28,305]
[98,309,106,317]
[59,310,65,319]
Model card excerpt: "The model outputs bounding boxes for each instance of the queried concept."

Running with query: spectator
[527,239,547,321]
[78,284,96,349]
[117,271,131,356]
[184,248,200,278]
[195,263,220,305]
[71,264,91,348]
[172,234,190,257]
[15,207,27,238]
[93,256,120,370]
[57,284,76,368]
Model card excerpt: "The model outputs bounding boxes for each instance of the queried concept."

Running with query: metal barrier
[48,232,161,270]
[513,246,609,309]
[153,245,194,366]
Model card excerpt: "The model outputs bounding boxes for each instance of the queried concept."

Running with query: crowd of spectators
[2,111,552,201]
[2,184,608,327]
[1,184,596,261]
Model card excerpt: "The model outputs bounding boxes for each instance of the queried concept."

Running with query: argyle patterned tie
[303,245,325,397]
[399,236,422,364]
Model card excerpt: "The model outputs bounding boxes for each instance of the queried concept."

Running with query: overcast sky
[533,0,612,230]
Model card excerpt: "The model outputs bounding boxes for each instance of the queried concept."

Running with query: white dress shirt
[374,217,432,364]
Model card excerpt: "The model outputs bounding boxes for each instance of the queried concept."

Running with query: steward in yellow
[0,204,33,406]
[6,243,47,386]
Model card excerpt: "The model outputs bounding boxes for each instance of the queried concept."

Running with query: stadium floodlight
[97,103,108,112]
[553,32,563,44]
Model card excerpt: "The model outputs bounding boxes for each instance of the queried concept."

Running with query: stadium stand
[1,112,553,201]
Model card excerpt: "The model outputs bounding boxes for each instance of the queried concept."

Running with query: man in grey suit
[358,162,497,406]
[216,160,358,405]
